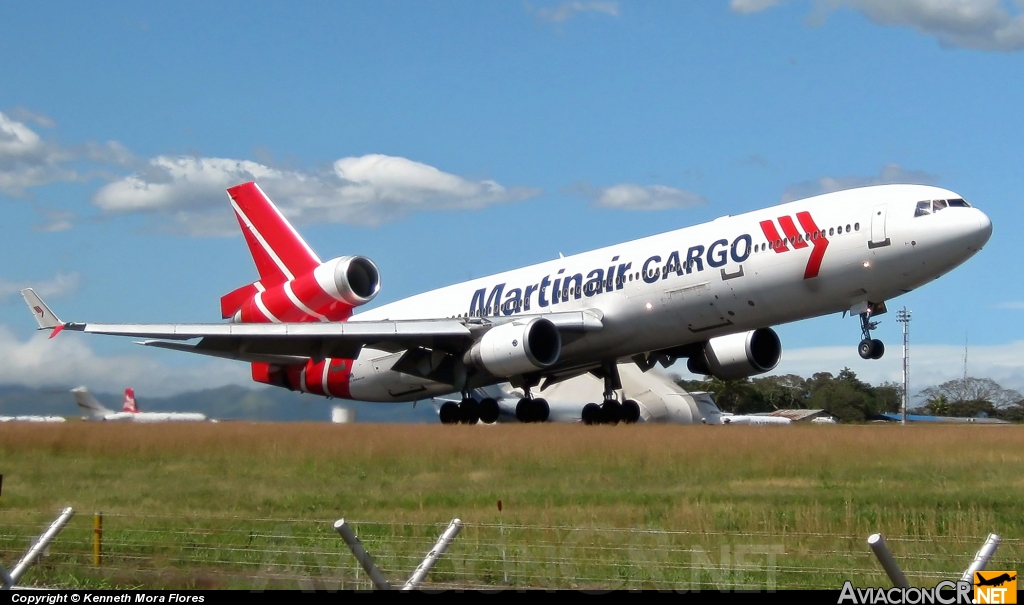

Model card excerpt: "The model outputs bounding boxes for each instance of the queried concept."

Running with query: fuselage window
[828,228,834,236]
[845,225,850,233]
[854,223,859,231]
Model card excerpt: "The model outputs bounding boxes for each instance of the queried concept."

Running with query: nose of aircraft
[971,209,993,250]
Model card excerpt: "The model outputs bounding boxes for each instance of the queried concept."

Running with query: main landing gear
[515,388,550,423]
[857,310,885,360]
[581,361,641,426]
[439,393,501,425]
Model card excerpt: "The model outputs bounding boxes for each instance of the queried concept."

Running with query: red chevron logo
[759,212,829,279]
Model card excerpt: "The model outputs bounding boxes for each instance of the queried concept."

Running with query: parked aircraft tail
[71,386,111,419]
[122,388,139,413]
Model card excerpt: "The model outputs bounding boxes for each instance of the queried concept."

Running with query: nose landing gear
[857,307,885,360]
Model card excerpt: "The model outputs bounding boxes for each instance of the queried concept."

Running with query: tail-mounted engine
[465,318,561,377]
[222,256,381,323]
[687,328,782,381]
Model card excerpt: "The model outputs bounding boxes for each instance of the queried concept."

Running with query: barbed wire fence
[1,510,1020,590]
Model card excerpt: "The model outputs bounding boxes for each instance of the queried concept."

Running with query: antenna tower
[896,307,911,425]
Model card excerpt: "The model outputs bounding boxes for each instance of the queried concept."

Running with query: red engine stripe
[302,360,327,396]
[240,296,272,323]
[324,358,353,399]
[291,273,348,317]
[261,283,316,322]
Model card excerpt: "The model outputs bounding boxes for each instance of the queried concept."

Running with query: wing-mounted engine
[687,328,781,381]
[223,255,381,323]
[465,318,562,377]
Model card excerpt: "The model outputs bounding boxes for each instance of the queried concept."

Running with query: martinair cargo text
[23,182,990,424]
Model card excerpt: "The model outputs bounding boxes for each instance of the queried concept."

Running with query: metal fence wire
[1,511,1020,590]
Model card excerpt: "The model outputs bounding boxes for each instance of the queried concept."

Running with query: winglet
[21,288,64,334]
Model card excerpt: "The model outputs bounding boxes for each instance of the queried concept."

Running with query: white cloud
[92,154,541,235]
[8,107,56,129]
[781,163,939,203]
[730,0,782,14]
[0,111,134,197]
[2,109,537,234]
[737,0,1024,52]
[0,271,81,302]
[535,1,620,22]
[34,207,77,232]
[571,182,707,210]
[0,112,73,195]
[0,325,252,395]
[994,301,1024,309]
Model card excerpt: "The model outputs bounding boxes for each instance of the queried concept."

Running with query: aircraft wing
[64,319,476,363]
[23,288,604,366]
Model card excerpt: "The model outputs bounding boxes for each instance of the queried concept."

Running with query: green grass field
[0,423,1020,590]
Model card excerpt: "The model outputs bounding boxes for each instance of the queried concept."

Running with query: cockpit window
[915,198,972,217]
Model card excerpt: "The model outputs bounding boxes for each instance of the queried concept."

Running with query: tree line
[674,370,1024,423]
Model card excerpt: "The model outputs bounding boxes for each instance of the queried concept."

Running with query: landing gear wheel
[515,395,550,423]
[621,399,641,424]
[458,398,480,424]
[870,339,884,360]
[478,397,500,424]
[858,339,874,360]
[582,403,601,425]
[533,398,550,422]
[600,399,622,425]
[439,401,459,425]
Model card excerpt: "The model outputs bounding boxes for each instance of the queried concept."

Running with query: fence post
[868,533,909,588]
[960,534,1001,583]
[0,562,14,590]
[9,507,75,584]
[93,512,102,567]
[334,519,392,590]
[401,519,462,591]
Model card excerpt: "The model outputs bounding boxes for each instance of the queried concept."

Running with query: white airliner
[24,182,990,424]
[71,387,210,422]
[719,413,792,426]
[435,362,725,424]
[0,415,65,423]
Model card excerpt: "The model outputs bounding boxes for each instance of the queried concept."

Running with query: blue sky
[1,1,1023,401]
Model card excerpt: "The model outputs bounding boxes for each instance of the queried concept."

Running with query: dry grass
[1,423,1021,589]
